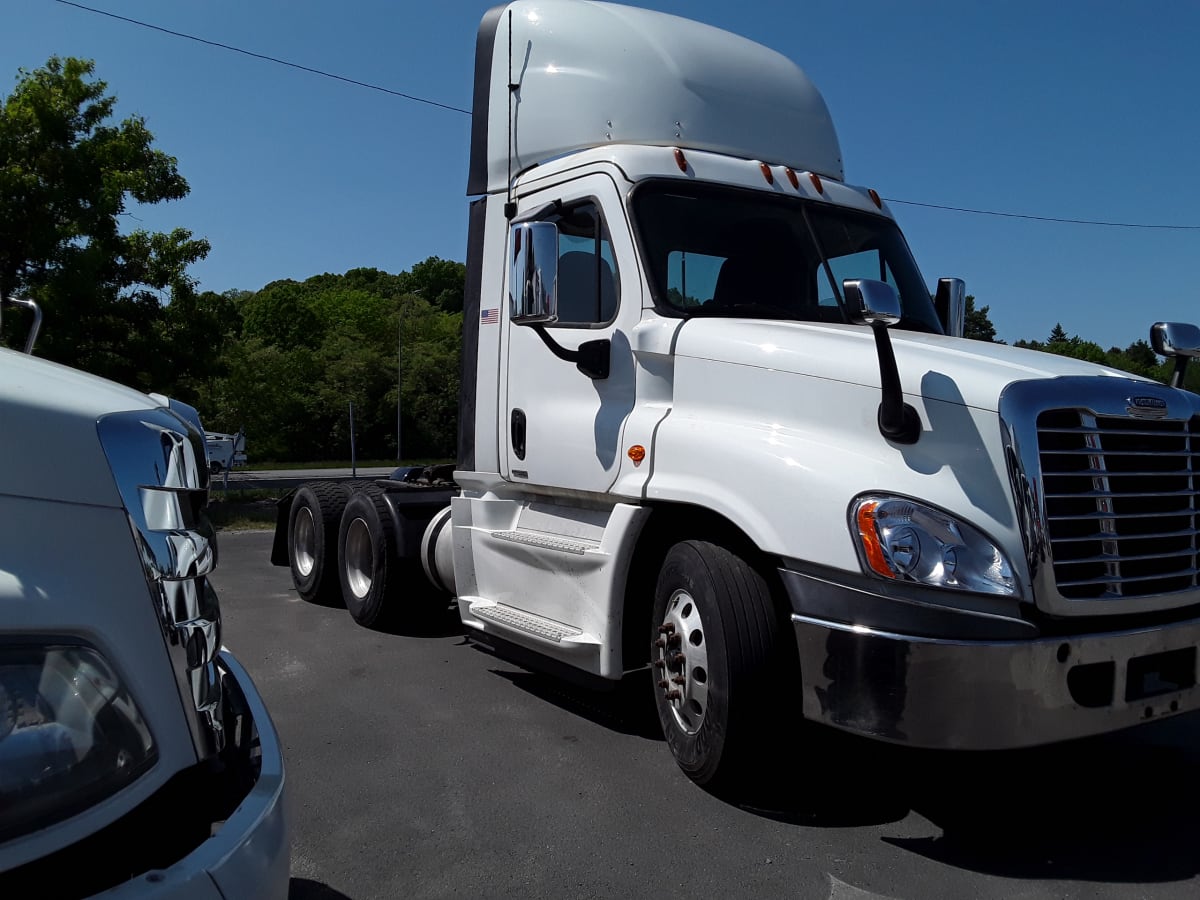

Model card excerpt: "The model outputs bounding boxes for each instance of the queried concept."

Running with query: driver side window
[553,202,619,327]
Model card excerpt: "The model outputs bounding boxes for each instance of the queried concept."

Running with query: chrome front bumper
[792,613,1200,750]
[99,650,289,899]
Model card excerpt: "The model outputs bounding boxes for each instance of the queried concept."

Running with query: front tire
[288,482,351,604]
[652,540,787,788]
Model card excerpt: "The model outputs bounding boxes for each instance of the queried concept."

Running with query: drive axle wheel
[652,540,786,788]
[338,489,400,629]
[288,482,351,604]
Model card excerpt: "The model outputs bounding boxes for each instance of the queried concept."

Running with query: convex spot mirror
[843,278,901,327]
[1151,322,1200,359]
[1151,321,1200,389]
[509,221,559,325]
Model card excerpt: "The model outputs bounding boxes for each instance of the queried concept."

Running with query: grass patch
[208,488,280,531]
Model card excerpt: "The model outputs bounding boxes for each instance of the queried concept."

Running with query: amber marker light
[855,501,896,578]
[868,188,883,209]
[785,167,800,189]
[674,148,688,172]
[628,445,646,466]
[809,172,824,194]
[760,162,774,184]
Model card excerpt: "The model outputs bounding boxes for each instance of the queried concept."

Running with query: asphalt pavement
[212,530,1200,900]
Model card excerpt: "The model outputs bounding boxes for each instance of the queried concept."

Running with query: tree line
[3,56,1196,466]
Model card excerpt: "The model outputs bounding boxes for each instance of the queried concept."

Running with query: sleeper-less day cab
[275,0,1200,785]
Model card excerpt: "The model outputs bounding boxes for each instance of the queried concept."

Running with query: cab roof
[468,0,843,195]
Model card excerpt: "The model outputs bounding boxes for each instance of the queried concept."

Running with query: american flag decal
[480,308,499,325]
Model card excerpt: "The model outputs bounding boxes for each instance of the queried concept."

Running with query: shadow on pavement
[728,712,1200,883]
[489,666,664,740]
[290,878,353,899]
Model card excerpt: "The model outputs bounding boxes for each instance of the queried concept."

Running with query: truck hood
[672,319,1144,412]
[0,348,163,507]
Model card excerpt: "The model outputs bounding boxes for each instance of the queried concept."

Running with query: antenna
[504,9,516,220]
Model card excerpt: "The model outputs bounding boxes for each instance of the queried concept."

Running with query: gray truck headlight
[0,644,156,841]
[850,495,1016,596]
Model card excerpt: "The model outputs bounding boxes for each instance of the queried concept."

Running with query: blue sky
[6,0,1199,350]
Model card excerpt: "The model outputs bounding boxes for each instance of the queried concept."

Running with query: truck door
[500,174,637,493]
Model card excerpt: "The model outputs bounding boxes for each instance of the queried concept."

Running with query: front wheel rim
[344,517,374,599]
[655,588,709,735]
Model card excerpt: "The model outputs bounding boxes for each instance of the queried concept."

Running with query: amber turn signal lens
[674,148,688,172]
[868,188,882,209]
[760,163,774,184]
[785,167,799,189]
[855,501,895,578]
[628,445,646,465]
[809,172,824,194]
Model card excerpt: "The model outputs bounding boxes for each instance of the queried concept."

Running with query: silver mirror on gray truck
[1151,321,1200,388]
[933,277,966,338]
[509,221,559,325]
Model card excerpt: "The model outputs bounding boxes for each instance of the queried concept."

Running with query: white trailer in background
[274,0,1200,788]
[205,429,247,474]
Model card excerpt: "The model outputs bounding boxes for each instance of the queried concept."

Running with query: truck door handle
[511,408,527,460]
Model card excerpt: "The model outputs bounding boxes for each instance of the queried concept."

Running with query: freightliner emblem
[1127,396,1168,418]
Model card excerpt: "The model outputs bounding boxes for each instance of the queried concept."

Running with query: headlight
[0,645,156,841]
[850,495,1017,596]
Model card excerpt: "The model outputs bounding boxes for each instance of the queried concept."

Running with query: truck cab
[279,0,1200,789]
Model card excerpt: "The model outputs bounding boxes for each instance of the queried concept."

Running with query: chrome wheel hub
[655,588,709,735]
[344,518,374,599]
[293,507,316,577]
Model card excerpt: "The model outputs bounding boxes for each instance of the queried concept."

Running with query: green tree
[1048,323,1070,344]
[0,57,209,389]
[963,295,1000,343]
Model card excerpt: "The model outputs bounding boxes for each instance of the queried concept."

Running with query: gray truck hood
[0,348,163,507]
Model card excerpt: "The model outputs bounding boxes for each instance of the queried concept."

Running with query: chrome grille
[1037,409,1200,599]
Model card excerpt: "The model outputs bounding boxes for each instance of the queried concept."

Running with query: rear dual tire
[288,482,352,604]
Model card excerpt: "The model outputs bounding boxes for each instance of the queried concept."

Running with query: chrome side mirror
[509,221,559,325]
[843,279,901,327]
[933,277,966,338]
[843,279,920,444]
[1151,321,1200,389]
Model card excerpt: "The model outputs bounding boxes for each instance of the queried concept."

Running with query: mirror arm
[530,324,611,379]
[871,321,921,444]
[1170,356,1189,389]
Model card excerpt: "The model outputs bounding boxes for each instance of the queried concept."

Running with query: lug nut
[658,680,669,690]
[671,675,685,685]
[667,633,682,647]
[670,653,686,669]
[654,638,666,649]
[658,624,676,635]
[652,659,666,669]
[666,690,681,701]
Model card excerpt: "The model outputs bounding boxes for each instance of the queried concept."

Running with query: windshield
[631,180,942,333]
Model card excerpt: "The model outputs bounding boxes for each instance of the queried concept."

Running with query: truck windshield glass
[632,181,942,333]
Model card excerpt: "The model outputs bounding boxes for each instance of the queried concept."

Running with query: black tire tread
[654,539,784,788]
[289,481,352,604]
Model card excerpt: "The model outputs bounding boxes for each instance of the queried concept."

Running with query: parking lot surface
[213,531,1200,900]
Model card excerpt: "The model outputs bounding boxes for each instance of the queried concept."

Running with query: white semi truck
[274,0,1200,787]
[0,296,289,895]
